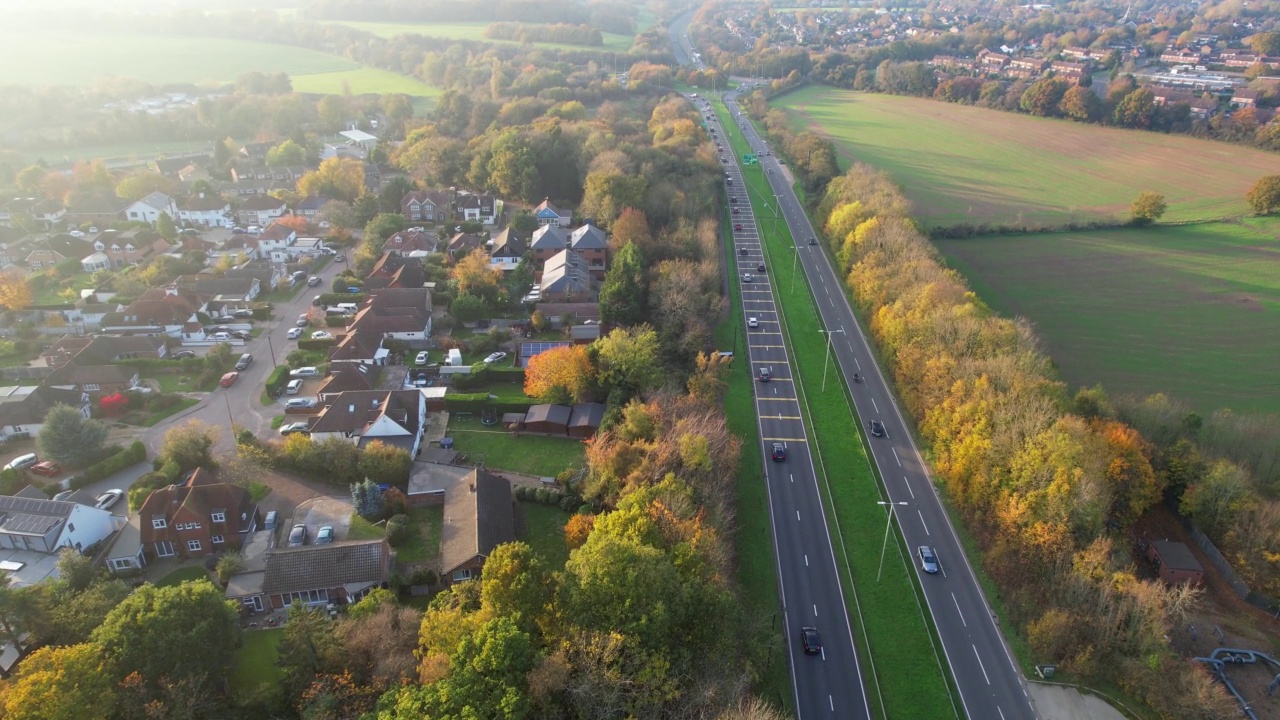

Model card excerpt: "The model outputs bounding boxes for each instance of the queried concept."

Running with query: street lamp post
[877,501,909,582]
[818,328,845,393]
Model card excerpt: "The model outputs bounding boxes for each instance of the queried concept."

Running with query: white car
[415,351,430,365]
[296,314,309,327]
[286,327,304,339]
[94,489,124,510]
[747,317,759,328]
[311,331,334,340]
[290,367,320,378]
[484,352,508,364]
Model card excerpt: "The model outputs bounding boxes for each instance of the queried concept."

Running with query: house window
[211,512,225,523]
[191,522,201,529]
[452,569,473,583]
[186,540,201,552]
[152,518,167,529]
[83,384,100,391]
[111,559,132,570]
[211,535,224,544]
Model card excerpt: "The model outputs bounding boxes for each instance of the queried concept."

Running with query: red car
[734,224,743,231]
[220,371,239,387]
[30,461,61,477]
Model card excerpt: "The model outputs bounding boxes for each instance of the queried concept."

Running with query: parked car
[171,350,196,360]
[290,367,320,378]
[264,510,278,530]
[315,526,334,544]
[29,461,61,477]
[918,546,939,574]
[233,309,254,318]
[310,331,334,340]
[287,524,307,547]
[296,314,309,327]
[4,454,38,472]
[231,330,252,341]
[335,255,346,263]
[279,422,311,436]
[214,315,235,323]
[286,379,304,395]
[220,371,239,387]
[801,626,822,655]
[94,489,123,510]
[484,352,508,364]
[285,398,317,410]
[209,332,231,341]
[52,489,74,502]
[771,442,786,462]
[287,327,304,340]
[415,351,430,365]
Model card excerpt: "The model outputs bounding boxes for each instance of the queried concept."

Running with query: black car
[171,350,196,360]
[869,419,886,438]
[801,626,821,655]
[809,237,817,245]
[771,442,786,462]
[231,330,252,340]
[739,247,747,256]
[757,263,766,272]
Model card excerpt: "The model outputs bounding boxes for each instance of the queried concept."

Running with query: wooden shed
[523,404,570,435]
[1146,540,1205,585]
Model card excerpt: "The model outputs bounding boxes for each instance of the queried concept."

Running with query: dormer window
[211,512,226,523]
[152,518,167,529]
[94,242,104,251]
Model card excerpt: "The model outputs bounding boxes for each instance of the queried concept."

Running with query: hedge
[316,292,367,305]
[450,366,527,390]
[443,397,534,414]
[265,365,291,395]
[75,440,147,487]
[118,357,206,373]
[297,338,336,351]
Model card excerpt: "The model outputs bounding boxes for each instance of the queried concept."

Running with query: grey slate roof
[261,539,389,595]
[569,224,608,250]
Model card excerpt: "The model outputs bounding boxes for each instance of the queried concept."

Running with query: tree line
[815,163,1240,718]
[308,0,638,35]
[484,22,605,47]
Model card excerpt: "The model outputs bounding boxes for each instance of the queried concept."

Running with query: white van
[286,379,304,395]
[285,398,316,409]
[446,348,463,367]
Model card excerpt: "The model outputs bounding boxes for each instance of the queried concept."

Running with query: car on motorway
[30,461,61,477]
[287,327,304,339]
[415,351,430,365]
[809,237,817,245]
[739,247,747,256]
[771,442,786,462]
[801,626,821,654]
[757,263,766,272]
[315,526,334,544]
[731,208,740,214]
[758,367,771,382]
[869,419,886,437]
[733,224,742,231]
[730,197,737,204]
[747,317,759,328]
[171,350,196,359]
[287,523,307,547]
[918,545,939,574]
[484,351,508,364]
[94,489,124,510]
[290,367,320,378]
[742,273,754,282]
[311,331,334,340]
[220,371,239,387]
[279,422,311,436]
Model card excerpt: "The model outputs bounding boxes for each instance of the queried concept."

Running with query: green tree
[1058,84,1100,122]
[599,241,647,327]
[37,404,109,468]
[450,293,488,323]
[91,581,241,689]
[46,578,131,646]
[379,176,416,214]
[156,212,177,240]
[510,210,539,233]
[114,171,177,202]
[1112,88,1156,128]
[278,605,344,702]
[1246,175,1280,214]
[358,441,412,487]
[54,546,102,593]
[593,325,663,400]
[266,139,307,167]
[159,420,219,472]
[1019,78,1069,117]
[363,212,407,244]
[15,164,48,194]
[0,643,116,720]
[481,543,552,636]
[1249,31,1280,55]
[298,158,365,203]
[1130,191,1167,225]
[1180,460,1254,537]
[486,130,539,202]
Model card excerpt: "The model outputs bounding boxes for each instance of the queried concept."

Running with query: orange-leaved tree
[523,344,595,404]
[0,269,32,311]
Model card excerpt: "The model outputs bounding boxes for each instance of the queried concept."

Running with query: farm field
[936,221,1280,415]
[324,21,636,53]
[775,86,1280,227]
[0,29,432,96]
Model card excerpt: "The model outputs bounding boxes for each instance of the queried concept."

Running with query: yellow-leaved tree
[524,344,595,404]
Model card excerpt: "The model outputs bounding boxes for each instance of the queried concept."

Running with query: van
[446,348,463,367]
[286,379,304,395]
[335,303,359,313]
[4,453,38,472]
[264,510,278,531]
[285,398,316,410]
[234,353,253,370]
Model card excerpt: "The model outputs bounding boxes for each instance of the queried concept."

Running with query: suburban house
[81,250,111,273]
[1231,88,1259,108]
[177,194,233,228]
[308,389,427,456]
[368,286,432,319]
[125,191,180,226]
[446,232,483,259]
[69,335,169,364]
[532,198,572,227]
[401,190,451,223]
[100,285,204,338]
[539,249,596,303]
[226,539,391,613]
[63,195,129,228]
[407,462,473,507]
[153,154,211,178]
[256,222,297,262]
[489,227,528,271]
[175,275,261,308]
[0,386,90,443]
[24,234,94,271]
[0,227,31,267]
[236,195,289,226]
[458,193,498,225]
[90,229,167,269]
[0,494,117,554]
[296,194,327,219]
[226,259,286,291]
[347,303,432,342]
[440,470,515,584]
[327,330,387,365]
[364,253,426,292]
[45,364,141,396]
[210,234,260,264]
[568,223,609,277]
[530,224,569,264]
[315,366,376,402]
[136,468,259,559]
[384,229,436,257]
[1145,540,1205,585]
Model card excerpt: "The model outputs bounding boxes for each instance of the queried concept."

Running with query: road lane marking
[796,510,801,521]
[763,437,807,443]
[892,448,901,467]
[905,477,916,499]
[830,696,835,711]
[855,358,862,371]
[952,592,967,627]
[973,645,991,685]
[871,398,879,413]
[918,510,930,536]
[804,554,808,565]
[813,604,818,616]
[998,707,1006,720]
[790,474,795,483]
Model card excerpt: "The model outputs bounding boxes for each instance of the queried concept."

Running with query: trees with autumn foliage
[524,344,595,403]
[0,269,32,311]
[297,158,365,203]
[451,248,504,306]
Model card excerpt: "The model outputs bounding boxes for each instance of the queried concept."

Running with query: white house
[124,191,179,226]
[0,386,90,443]
[256,223,297,263]
[178,194,233,228]
[0,494,118,554]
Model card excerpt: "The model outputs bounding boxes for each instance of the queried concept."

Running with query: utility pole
[877,501,909,581]
[818,328,845,393]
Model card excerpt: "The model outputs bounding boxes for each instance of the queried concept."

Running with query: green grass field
[231,629,284,696]
[0,28,435,96]
[324,20,636,53]
[775,86,1280,227]
[936,220,1280,415]
[716,98,959,719]
[446,421,585,478]
[395,506,444,564]
[519,502,572,568]
[153,566,210,587]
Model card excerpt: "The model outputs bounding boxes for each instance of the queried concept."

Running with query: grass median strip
[714,97,957,720]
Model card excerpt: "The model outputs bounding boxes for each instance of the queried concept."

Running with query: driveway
[291,496,354,543]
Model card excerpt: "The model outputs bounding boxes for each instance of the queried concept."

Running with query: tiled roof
[262,539,390,594]
[310,390,421,436]
[137,469,255,545]
[569,224,608,250]
[530,224,568,250]
[239,195,288,211]
[440,470,515,575]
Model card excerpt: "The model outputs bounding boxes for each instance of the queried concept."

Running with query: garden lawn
[519,502,572,568]
[446,421,585,478]
[716,98,958,719]
[145,373,197,395]
[395,506,443,564]
[230,629,284,696]
[324,20,636,53]
[348,514,386,541]
[775,86,1280,227]
[936,222,1280,415]
[140,397,199,427]
[154,566,210,587]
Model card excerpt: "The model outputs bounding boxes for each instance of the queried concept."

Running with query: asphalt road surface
[722,90,1039,720]
[712,105,872,719]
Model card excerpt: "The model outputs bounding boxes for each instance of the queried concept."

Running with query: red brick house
[137,468,259,559]
[1146,540,1205,585]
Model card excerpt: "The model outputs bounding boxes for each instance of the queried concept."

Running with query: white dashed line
[905,477,916,499]
[804,554,809,566]
[796,510,801,521]
[973,645,991,685]
[918,510,930,536]
[892,448,901,467]
[952,592,967,627]
[871,398,879,414]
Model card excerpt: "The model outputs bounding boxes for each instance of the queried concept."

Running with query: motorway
[711,107,872,719]
[720,88,1039,720]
